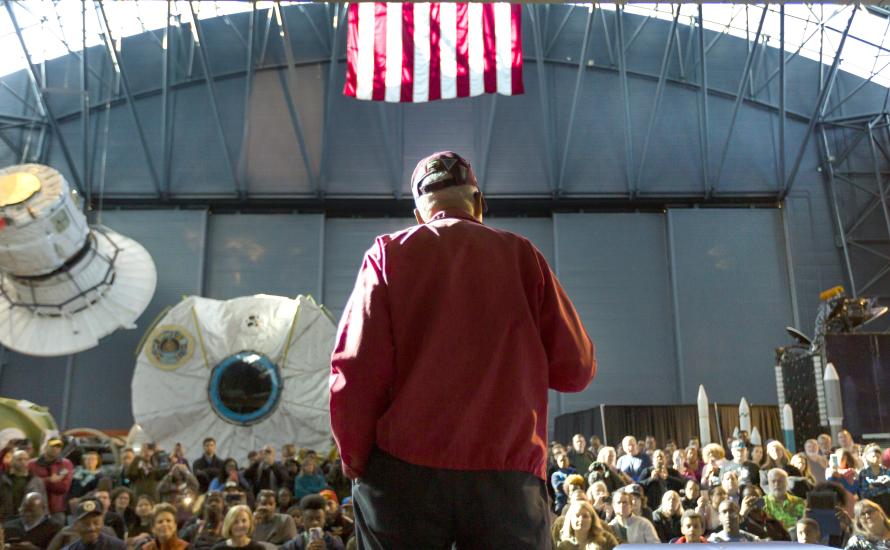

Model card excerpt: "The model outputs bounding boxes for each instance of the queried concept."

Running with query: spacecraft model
[132,294,336,460]
[0,164,156,356]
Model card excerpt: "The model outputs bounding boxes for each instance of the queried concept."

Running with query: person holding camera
[280,496,343,550]
[738,484,791,541]
[127,445,170,500]
[640,449,685,511]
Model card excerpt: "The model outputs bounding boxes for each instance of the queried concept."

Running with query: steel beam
[557,4,595,195]
[711,6,767,196]
[96,0,162,197]
[545,5,576,57]
[81,0,91,207]
[275,1,319,193]
[0,129,22,158]
[637,5,680,195]
[5,0,83,193]
[867,121,890,258]
[190,2,240,194]
[297,4,328,53]
[779,4,785,194]
[616,4,634,195]
[160,0,172,197]
[529,4,556,193]
[823,60,890,119]
[783,6,857,200]
[820,126,858,297]
[319,3,345,193]
[697,3,710,193]
[599,8,615,67]
[236,1,257,200]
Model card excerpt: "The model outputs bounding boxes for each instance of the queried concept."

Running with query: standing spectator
[674,510,707,543]
[127,444,169,500]
[857,444,890,516]
[156,464,199,504]
[171,444,188,467]
[209,459,252,496]
[27,439,72,523]
[552,453,577,515]
[652,491,684,542]
[556,500,618,550]
[2,492,62,549]
[568,435,595,476]
[804,439,829,484]
[329,151,596,548]
[245,447,288,496]
[707,500,760,542]
[64,498,125,550]
[192,438,224,493]
[681,447,704,483]
[721,439,761,488]
[139,503,188,550]
[114,449,135,489]
[608,491,659,544]
[838,430,864,470]
[293,457,329,502]
[764,468,805,531]
[845,499,890,550]
[700,444,726,490]
[640,449,685,512]
[617,437,652,483]
[70,452,103,499]
[253,490,297,545]
[0,450,46,522]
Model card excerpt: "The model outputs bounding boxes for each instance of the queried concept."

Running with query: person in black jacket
[193,439,224,493]
[2,493,62,549]
[244,447,288,497]
[639,449,685,513]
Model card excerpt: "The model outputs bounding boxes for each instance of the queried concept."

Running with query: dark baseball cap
[411,151,481,200]
[73,498,103,522]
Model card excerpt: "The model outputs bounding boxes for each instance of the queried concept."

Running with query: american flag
[344,3,524,103]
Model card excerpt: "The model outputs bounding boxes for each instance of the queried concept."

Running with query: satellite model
[0,164,156,356]
[132,294,335,460]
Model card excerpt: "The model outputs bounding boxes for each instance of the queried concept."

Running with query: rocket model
[750,427,762,446]
[698,385,711,446]
[783,404,796,452]
[739,397,751,434]
[823,362,844,442]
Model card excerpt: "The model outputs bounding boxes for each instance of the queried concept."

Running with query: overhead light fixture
[0,164,156,356]
[131,294,335,461]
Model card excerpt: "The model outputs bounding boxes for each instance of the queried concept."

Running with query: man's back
[331,210,595,480]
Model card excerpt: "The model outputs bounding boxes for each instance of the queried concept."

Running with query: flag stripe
[355,3,376,100]
[481,4,497,94]
[384,2,402,102]
[511,4,524,96]
[467,3,484,97]
[372,3,388,101]
[345,2,522,103]
[413,3,430,103]
[344,3,359,97]
[428,3,441,101]
[440,3,457,100]
[401,3,414,102]
[494,2,512,95]
[455,3,469,98]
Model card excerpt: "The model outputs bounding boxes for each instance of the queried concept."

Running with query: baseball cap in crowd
[46,438,63,447]
[341,496,353,507]
[622,484,643,497]
[731,439,746,450]
[318,489,338,503]
[410,151,487,213]
[74,498,103,522]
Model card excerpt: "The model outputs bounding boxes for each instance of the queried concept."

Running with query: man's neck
[773,493,787,502]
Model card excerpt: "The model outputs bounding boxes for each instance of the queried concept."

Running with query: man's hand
[48,473,65,483]
[306,540,326,550]
[740,495,757,517]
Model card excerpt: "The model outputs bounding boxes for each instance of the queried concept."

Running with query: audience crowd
[1,429,889,549]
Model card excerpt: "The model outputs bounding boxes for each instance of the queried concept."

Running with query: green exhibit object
[0,397,59,450]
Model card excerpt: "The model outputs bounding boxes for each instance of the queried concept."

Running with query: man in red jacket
[27,438,73,523]
[330,151,597,548]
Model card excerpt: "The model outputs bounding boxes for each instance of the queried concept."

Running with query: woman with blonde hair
[845,499,890,550]
[211,505,264,550]
[789,452,816,498]
[557,500,619,550]
[700,444,726,489]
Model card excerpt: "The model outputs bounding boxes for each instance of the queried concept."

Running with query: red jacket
[28,456,73,514]
[330,209,596,480]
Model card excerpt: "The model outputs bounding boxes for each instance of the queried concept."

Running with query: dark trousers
[352,449,552,550]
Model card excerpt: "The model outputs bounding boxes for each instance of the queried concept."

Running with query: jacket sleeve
[42,459,73,496]
[329,239,395,480]
[535,251,596,392]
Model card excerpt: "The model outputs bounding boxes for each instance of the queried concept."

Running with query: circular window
[208,351,282,426]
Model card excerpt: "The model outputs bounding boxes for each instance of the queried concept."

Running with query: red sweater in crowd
[28,456,73,514]
[330,209,596,480]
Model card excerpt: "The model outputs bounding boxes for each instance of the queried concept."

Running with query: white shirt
[609,515,660,544]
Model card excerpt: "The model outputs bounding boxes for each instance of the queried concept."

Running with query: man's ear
[414,208,425,225]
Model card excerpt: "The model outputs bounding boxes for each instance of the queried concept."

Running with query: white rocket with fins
[823,362,844,442]
[783,404,796,452]
[698,385,711,445]
[739,397,751,434]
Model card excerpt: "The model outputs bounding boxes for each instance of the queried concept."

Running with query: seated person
[797,518,822,544]
[60,498,125,550]
[2,493,62,550]
[652,491,683,542]
[280,495,343,550]
[844,499,890,550]
[707,500,761,542]
[673,510,707,543]
[765,468,805,531]
[253,490,297,545]
[556,500,618,550]
[608,490,659,544]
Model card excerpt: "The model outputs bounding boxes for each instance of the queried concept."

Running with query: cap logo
[82,501,96,512]
[440,157,457,171]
